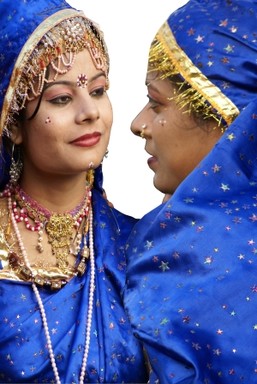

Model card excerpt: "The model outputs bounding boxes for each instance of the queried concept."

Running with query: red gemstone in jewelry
[77,73,88,88]
[8,251,19,267]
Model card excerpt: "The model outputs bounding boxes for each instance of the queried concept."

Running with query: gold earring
[9,143,23,185]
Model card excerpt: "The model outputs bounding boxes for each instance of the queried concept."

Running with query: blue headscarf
[150,0,257,126]
[124,1,257,382]
[0,0,107,191]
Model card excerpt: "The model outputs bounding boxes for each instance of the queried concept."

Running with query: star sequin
[224,44,234,53]
[227,132,236,141]
[159,261,170,272]
[219,19,228,27]
[213,349,222,356]
[187,27,195,36]
[204,256,213,264]
[195,35,205,43]
[220,183,230,192]
[184,197,194,203]
[249,214,257,222]
[222,81,230,89]
[221,57,230,64]
[160,318,169,325]
[251,285,257,293]
[192,342,201,350]
[230,26,238,33]
[172,252,180,259]
[145,240,154,250]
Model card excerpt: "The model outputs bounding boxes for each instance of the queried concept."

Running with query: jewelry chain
[8,196,95,383]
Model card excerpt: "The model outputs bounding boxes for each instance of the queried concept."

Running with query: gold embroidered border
[157,21,239,126]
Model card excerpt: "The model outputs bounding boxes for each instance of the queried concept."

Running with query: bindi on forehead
[77,74,88,88]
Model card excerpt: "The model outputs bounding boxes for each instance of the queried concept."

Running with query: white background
[68,0,188,218]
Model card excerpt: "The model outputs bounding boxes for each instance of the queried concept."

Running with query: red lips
[71,132,101,147]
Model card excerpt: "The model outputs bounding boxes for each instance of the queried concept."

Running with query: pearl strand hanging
[8,196,95,383]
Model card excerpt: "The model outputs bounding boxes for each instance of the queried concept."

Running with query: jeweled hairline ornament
[1,9,109,137]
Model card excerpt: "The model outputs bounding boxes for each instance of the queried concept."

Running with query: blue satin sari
[124,100,257,383]
[0,186,148,383]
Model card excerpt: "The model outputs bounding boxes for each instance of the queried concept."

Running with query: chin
[153,176,174,196]
[153,177,164,194]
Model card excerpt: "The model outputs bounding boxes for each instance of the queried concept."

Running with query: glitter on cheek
[159,119,167,126]
[45,117,51,124]
[77,74,88,88]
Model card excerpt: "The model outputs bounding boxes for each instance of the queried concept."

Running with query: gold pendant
[46,213,74,268]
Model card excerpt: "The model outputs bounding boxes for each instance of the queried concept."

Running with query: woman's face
[14,49,112,181]
[131,71,223,195]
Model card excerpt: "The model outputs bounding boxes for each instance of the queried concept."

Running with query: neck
[18,171,93,213]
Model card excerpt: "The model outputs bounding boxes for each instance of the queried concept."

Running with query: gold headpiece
[148,22,239,130]
[2,10,109,136]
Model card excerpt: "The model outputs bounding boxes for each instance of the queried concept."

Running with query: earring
[104,149,109,158]
[9,143,23,185]
[140,124,147,139]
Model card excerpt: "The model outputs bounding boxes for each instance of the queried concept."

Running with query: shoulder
[92,189,138,245]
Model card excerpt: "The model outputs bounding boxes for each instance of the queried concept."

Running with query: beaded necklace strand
[2,183,93,288]
[8,196,95,383]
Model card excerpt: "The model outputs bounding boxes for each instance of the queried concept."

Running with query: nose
[131,115,149,140]
[76,91,99,124]
[131,114,146,137]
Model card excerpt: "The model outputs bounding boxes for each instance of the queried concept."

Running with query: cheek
[24,117,57,148]
[45,116,52,124]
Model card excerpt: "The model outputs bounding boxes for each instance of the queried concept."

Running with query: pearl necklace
[8,196,95,383]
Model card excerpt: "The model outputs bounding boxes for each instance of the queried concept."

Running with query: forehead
[48,49,103,80]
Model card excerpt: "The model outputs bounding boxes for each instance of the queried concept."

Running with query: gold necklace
[13,184,92,270]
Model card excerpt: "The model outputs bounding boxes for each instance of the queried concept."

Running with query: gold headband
[148,21,239,128]
[2,9,109,136]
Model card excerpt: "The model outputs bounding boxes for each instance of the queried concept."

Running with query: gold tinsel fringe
[148,38,226,130]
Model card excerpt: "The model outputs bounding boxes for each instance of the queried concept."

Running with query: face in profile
[131,71,223,195]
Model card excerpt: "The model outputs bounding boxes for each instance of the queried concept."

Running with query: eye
[48,95,72,105]
[147,94,161,109]
[90,86,106,97]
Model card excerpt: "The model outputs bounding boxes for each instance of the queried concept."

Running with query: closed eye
[147,94,161,109]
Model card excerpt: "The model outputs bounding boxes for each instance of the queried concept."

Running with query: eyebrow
[44,72,106,90]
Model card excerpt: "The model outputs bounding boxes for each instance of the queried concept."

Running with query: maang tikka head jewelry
[140,124,147,139]
[77,73,88,88]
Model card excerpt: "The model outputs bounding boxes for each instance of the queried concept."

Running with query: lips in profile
[147,155,158,170]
